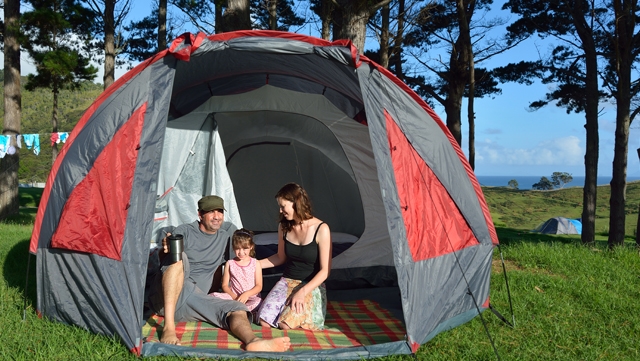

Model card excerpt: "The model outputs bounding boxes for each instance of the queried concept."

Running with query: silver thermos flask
[167,234,184,263]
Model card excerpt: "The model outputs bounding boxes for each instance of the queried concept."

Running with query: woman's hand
[288,288,308,314]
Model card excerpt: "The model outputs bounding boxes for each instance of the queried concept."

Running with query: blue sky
[5,1,640,178]
[459,34,640,178]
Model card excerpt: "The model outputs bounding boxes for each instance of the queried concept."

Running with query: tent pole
[468,287,502,361]
[23,252,32,321]
[495,244,516,328]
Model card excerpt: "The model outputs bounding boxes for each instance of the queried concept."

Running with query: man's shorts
[148,252,250,329]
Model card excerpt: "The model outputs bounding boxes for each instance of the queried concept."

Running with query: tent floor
[326,286,404,321]
[143,285,404,325]
[141,286,406,356]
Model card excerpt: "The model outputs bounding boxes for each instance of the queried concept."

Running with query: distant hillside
[1,69,104,182]
[483,180,640,239]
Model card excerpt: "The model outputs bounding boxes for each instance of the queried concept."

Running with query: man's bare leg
[160,261,184,345]
[227,311,291,352]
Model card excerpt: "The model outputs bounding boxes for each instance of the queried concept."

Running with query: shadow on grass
[494,226,625,248]
[3,209,38,225]
[19,187,43,208]
[3,239,37,306]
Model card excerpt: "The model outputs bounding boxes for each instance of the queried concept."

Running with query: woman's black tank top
[283,222,324,282]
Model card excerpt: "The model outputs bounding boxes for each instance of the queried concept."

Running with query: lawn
[1,184,639,360]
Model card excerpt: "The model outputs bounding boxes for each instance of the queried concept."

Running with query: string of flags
[0,132,70,158]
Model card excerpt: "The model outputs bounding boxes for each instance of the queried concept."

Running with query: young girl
[210,229,263,311]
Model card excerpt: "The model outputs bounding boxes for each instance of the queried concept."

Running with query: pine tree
[21,0,98,162]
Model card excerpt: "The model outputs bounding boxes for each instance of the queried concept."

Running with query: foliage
[532,176,554,190]
[123,9,166,62]
[20,0,98,94]
[173,0,218,32]
[530,172,574,190]
[496,0,610,113]
[403,0,504,104]
[0,75,103,183]
[507,179,519,189]
[250,0,305,31]
[79,0,134,74]
[551,171,573,188]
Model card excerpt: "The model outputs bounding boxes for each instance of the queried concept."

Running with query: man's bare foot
[160,328,181,345]
[245,337,291,352]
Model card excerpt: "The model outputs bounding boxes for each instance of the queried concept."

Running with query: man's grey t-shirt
[173,221,232,290]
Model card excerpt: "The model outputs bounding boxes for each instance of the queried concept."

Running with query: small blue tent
[533,217,582,235]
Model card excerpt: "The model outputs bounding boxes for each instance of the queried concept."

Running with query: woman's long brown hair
[275,182,313,233]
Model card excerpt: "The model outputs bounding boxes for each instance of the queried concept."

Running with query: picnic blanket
[142,299,405,351]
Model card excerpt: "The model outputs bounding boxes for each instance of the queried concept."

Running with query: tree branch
[368,0,393,16]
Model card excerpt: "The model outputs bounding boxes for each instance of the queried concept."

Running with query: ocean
[476,175,640,190]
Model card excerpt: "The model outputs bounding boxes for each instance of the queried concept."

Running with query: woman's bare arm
[259,225,287,269]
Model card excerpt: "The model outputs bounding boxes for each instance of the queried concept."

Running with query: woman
[257,183,332,330]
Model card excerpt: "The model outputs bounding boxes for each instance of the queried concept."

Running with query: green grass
[483,180,640,240]
[1,185,639,360]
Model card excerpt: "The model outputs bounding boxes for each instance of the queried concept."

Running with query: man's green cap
[198,195,226,212]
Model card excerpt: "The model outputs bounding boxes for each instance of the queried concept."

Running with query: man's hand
[162,232,171,253]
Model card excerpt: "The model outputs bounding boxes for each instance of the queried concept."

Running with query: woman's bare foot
[160,328,181,345]
[278,321,291,330]
[245,337,291,352]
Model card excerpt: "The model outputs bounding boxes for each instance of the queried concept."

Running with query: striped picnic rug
[142,299,406,351]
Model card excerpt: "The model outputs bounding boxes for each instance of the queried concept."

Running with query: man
[149,195,290,351]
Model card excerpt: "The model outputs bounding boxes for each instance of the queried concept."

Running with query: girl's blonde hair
[232,228,256,257]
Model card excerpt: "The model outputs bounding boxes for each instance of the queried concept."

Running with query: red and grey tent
[29,30,500,358]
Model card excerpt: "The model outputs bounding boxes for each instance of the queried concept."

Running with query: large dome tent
[29,31,500,359]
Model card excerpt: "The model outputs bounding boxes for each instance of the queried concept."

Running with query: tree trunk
[52,89,60,163]
[269,0,277,30]
[445,34,468,146]
[392,0,405,81]
[440,0,475,147]
[457,0,475,168]
[636,203,640,247]
[332,0,391,54]
[570,2,599,245]
[635,203,640,247]
[608,0,634,248]
[158,0,168,49]
[215,0,223,33]
[320,0,332,40]
[380,4,390,68]
[444,95,463,145]
[0,0,22,220]
[467,70,475,169]
[103,0,116,89]
[220,0,252,32]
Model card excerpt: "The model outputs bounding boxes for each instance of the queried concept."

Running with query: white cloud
[476,135,583,166]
